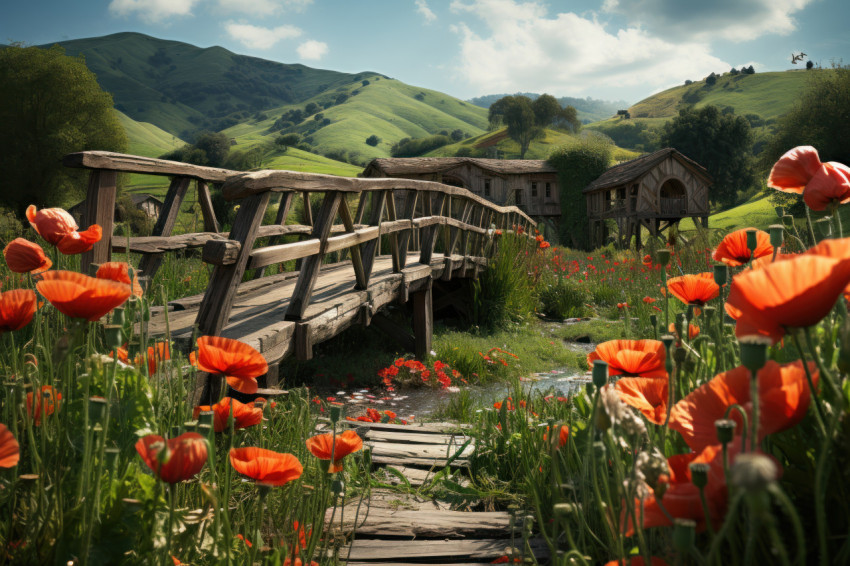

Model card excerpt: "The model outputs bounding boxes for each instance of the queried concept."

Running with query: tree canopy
[659,105,753,208]
[489,94,580,157]
[0,44,127,213]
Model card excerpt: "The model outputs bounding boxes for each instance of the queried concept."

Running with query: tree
[660,105,754,208]
[504,96,544,158]
[548,135,613,249]
[806,60,814,70]
[304,102,319,115]
[194,132,231,167]
[0,44,127,213]
[275,133,302,151]
[365,135,381,147]
[531,94,561,127]
[705,72,717,86]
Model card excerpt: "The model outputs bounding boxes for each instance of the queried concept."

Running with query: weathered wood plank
[338,198,367,289]
[111,232,227,254]
[359,190,386,287]
[80,169,117,275]
[197,181,220,233]
[63,151,233,182]
[139,176,192,279]
[340,538,545,561]
[327,508,513,538]
[248,239,322,270]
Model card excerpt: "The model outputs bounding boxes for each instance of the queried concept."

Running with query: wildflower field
[2,145,850,565]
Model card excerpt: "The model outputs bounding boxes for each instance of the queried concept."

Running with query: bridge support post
[412,277,433,360]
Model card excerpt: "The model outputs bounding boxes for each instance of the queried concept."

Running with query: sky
[3,0,849,105]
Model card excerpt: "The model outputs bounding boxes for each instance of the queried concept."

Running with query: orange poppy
[282,560,319,566]
[605,558,669,566]
[543,424,570,448]
[712,228,773,267]
[305,429,363,473]
[229,447,303,486]
[614,378,668,425]
[56,224,103,255]
[767,145,822,194]
[802,161,850,211]
[0,289,37,333]
[668,322,700,341]
[725,255,850,343]
[0,423,20,468]
[26,385,62,426]
[587,339,667,379]
[135,342,170,375]
[96,262,144,297]
[642,254,652,266]
[628,445,727,534]
[196,336,268,395]
[135,432,208,483]
[642,296,656,304]
[193,397,263,432]
[37,271,131,321]
[25,205,78,245]
[668,360,818,452]
[3,238,52,274]
[666,272,719,306]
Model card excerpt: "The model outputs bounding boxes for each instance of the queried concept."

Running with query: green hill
[116,110,184,157]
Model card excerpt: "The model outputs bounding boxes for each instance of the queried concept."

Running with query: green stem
[803,326,842,400]
[768,484,807,566]
[791,331,828,437]
[815,414,840,566]
[750,368,759,451]
[805,207,817,245]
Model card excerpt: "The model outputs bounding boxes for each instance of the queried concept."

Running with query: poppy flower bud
[592,360,608,389]
[649,313,658,328]
[675,313,686,340]
[715,418,736,445]
[702,305,715,320]
[730,453,778,492]
[781,214,795,228]
[769,224,784,248]
[774,206,785,218]
[815,217,832,239]
[523,515,535,535]
[332,478,345,495]
[112,307,126,326]
[553,503,577,518]
[104,324,124,350]
[329,405,342,423]
[673,345,688,364]
[713,264,728,287]
[197,410,215,427]
[673,519,696,553]
[689,462,709,489]
[657,249,671,266]
[745,229,759,254]
[740,342,768,372]
[88,396,107,423]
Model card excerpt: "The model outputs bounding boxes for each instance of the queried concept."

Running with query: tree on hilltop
[0,44,127,213]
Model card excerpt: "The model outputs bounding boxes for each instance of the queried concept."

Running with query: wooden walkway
[322,421,547,565]
[64,152,537,402]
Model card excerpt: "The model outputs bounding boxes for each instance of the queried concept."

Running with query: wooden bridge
[65,152,536,398]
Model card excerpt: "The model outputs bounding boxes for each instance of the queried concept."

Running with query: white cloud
[416,0,437,23]
[109,0,200,23]
[297,40,328,60]
[217,0,314,16]
[449,0,730,100]
[225,22,303,49]
[603,0,813,42]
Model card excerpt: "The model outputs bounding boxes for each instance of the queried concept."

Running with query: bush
[538,277,591,319]
[471,234,537,331]
[390,135,452,157]
[365,135,381,147]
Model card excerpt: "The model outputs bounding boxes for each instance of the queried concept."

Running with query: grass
[116,110,184,158]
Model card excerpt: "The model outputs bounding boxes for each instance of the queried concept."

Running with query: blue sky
[3,0,849,104]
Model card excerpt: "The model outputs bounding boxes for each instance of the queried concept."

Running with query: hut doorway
[441,175,465,189]
[659,178,687,215]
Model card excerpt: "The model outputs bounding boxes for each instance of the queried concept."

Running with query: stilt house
[584,148,712,248]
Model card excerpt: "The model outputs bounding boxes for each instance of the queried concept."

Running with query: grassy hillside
[52,32,366,138]
[116,110,184,157]
[467,93,629,124]
[225,78,488,164]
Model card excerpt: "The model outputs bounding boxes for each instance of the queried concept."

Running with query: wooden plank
[139,176,191,280]
[396,190,418,270]
[338,198,367,289]
[196,192,271,337]
[327,508,512,538]
[286,191,343,319]
[385,189,401,273]
[248,239,322,269]
[412,278,432,360]
[324,227,380,255]
[63,151,233,182]
[368,440,472,467]
[337,419,471,434]
[418,194,445,265]
[340,538,544,561]
[111,232,227,254]
[202,239,241,265]
[254,191,295,279]
[359,191,386,287]
[363,429,471,445]
[197,181,220,233]
[80,169,117,275]
[302,190,313,226]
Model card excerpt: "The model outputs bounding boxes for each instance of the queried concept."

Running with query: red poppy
[26,385,62,426]
[668,322,700,341]
[614,378,668,425]
[56,224,103,255]
[3,238,52,274]
[642,296,656,304]
[802,162,850,211]
[305,429,363,473]
[196,336,268,395]
[767,145,822,193]
[712,228,773,267]
[666,273,719,305]
[605,558,669,566]
[0,423,20,468]
[587,340,667,379]
[0,289,37,332]
[543,424,570,448]
[725,255,850,343]
[282,560,318,566]
[25,205,78,245]
[37,271,131,321]
[193,397,263,432]
[135,342,171,375]
[135,432,208,483]
[96,262,144,297]
[229,447,303,486]
[669,360,818,452]
[642,254,652,266]
[805,237,850,260]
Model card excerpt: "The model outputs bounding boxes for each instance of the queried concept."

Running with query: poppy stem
[749,369,759,452]
[790,332,828,437]
[805,207,818,245]
[767,483,807,565]
[706,491,745,566]
[803,326,842,400]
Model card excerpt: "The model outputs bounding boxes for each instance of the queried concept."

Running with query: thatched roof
[583,148,711,193]
[364,157,556,177]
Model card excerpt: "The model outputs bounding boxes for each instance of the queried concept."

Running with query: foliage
[590,120,659,151]
[161,131,231,167]
[488,95,543,158]
[0,44,127,213]
[548,135,613,250]
[365,134,381,147]
[390,135,452,157]
[660,105,754,208]
[538,276,592,319]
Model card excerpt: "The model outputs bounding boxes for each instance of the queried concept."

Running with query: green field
[116,110,184,157]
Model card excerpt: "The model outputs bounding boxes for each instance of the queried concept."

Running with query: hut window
[484,179,491,197]
[515,189,523,206]
[531,182,538,197]
[545,183,551,198]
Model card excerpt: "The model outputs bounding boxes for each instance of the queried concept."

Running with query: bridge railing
[194,168,537,337]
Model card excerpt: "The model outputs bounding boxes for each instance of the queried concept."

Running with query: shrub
[365,135,381,147]
[471,234,537,331]
[390,135,452,157]
[538,277,591,319]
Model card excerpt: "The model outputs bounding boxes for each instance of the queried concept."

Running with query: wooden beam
[80,169,117,276]
[254,191,294,279]
[63,151,233,182]
[396,190,418,269]
[139,176,192,280]
[412,277,433,360]
[337,198,367,289]
[418,194,446,265]
[359,190,387,287]
[197,181,220,234]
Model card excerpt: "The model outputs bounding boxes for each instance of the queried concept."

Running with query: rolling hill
[116,110,184,157]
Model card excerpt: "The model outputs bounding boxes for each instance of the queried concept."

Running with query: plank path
[322,420,547,565]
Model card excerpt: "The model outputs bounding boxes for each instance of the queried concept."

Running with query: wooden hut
[584,148,711,248]
[362,157,560,222]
